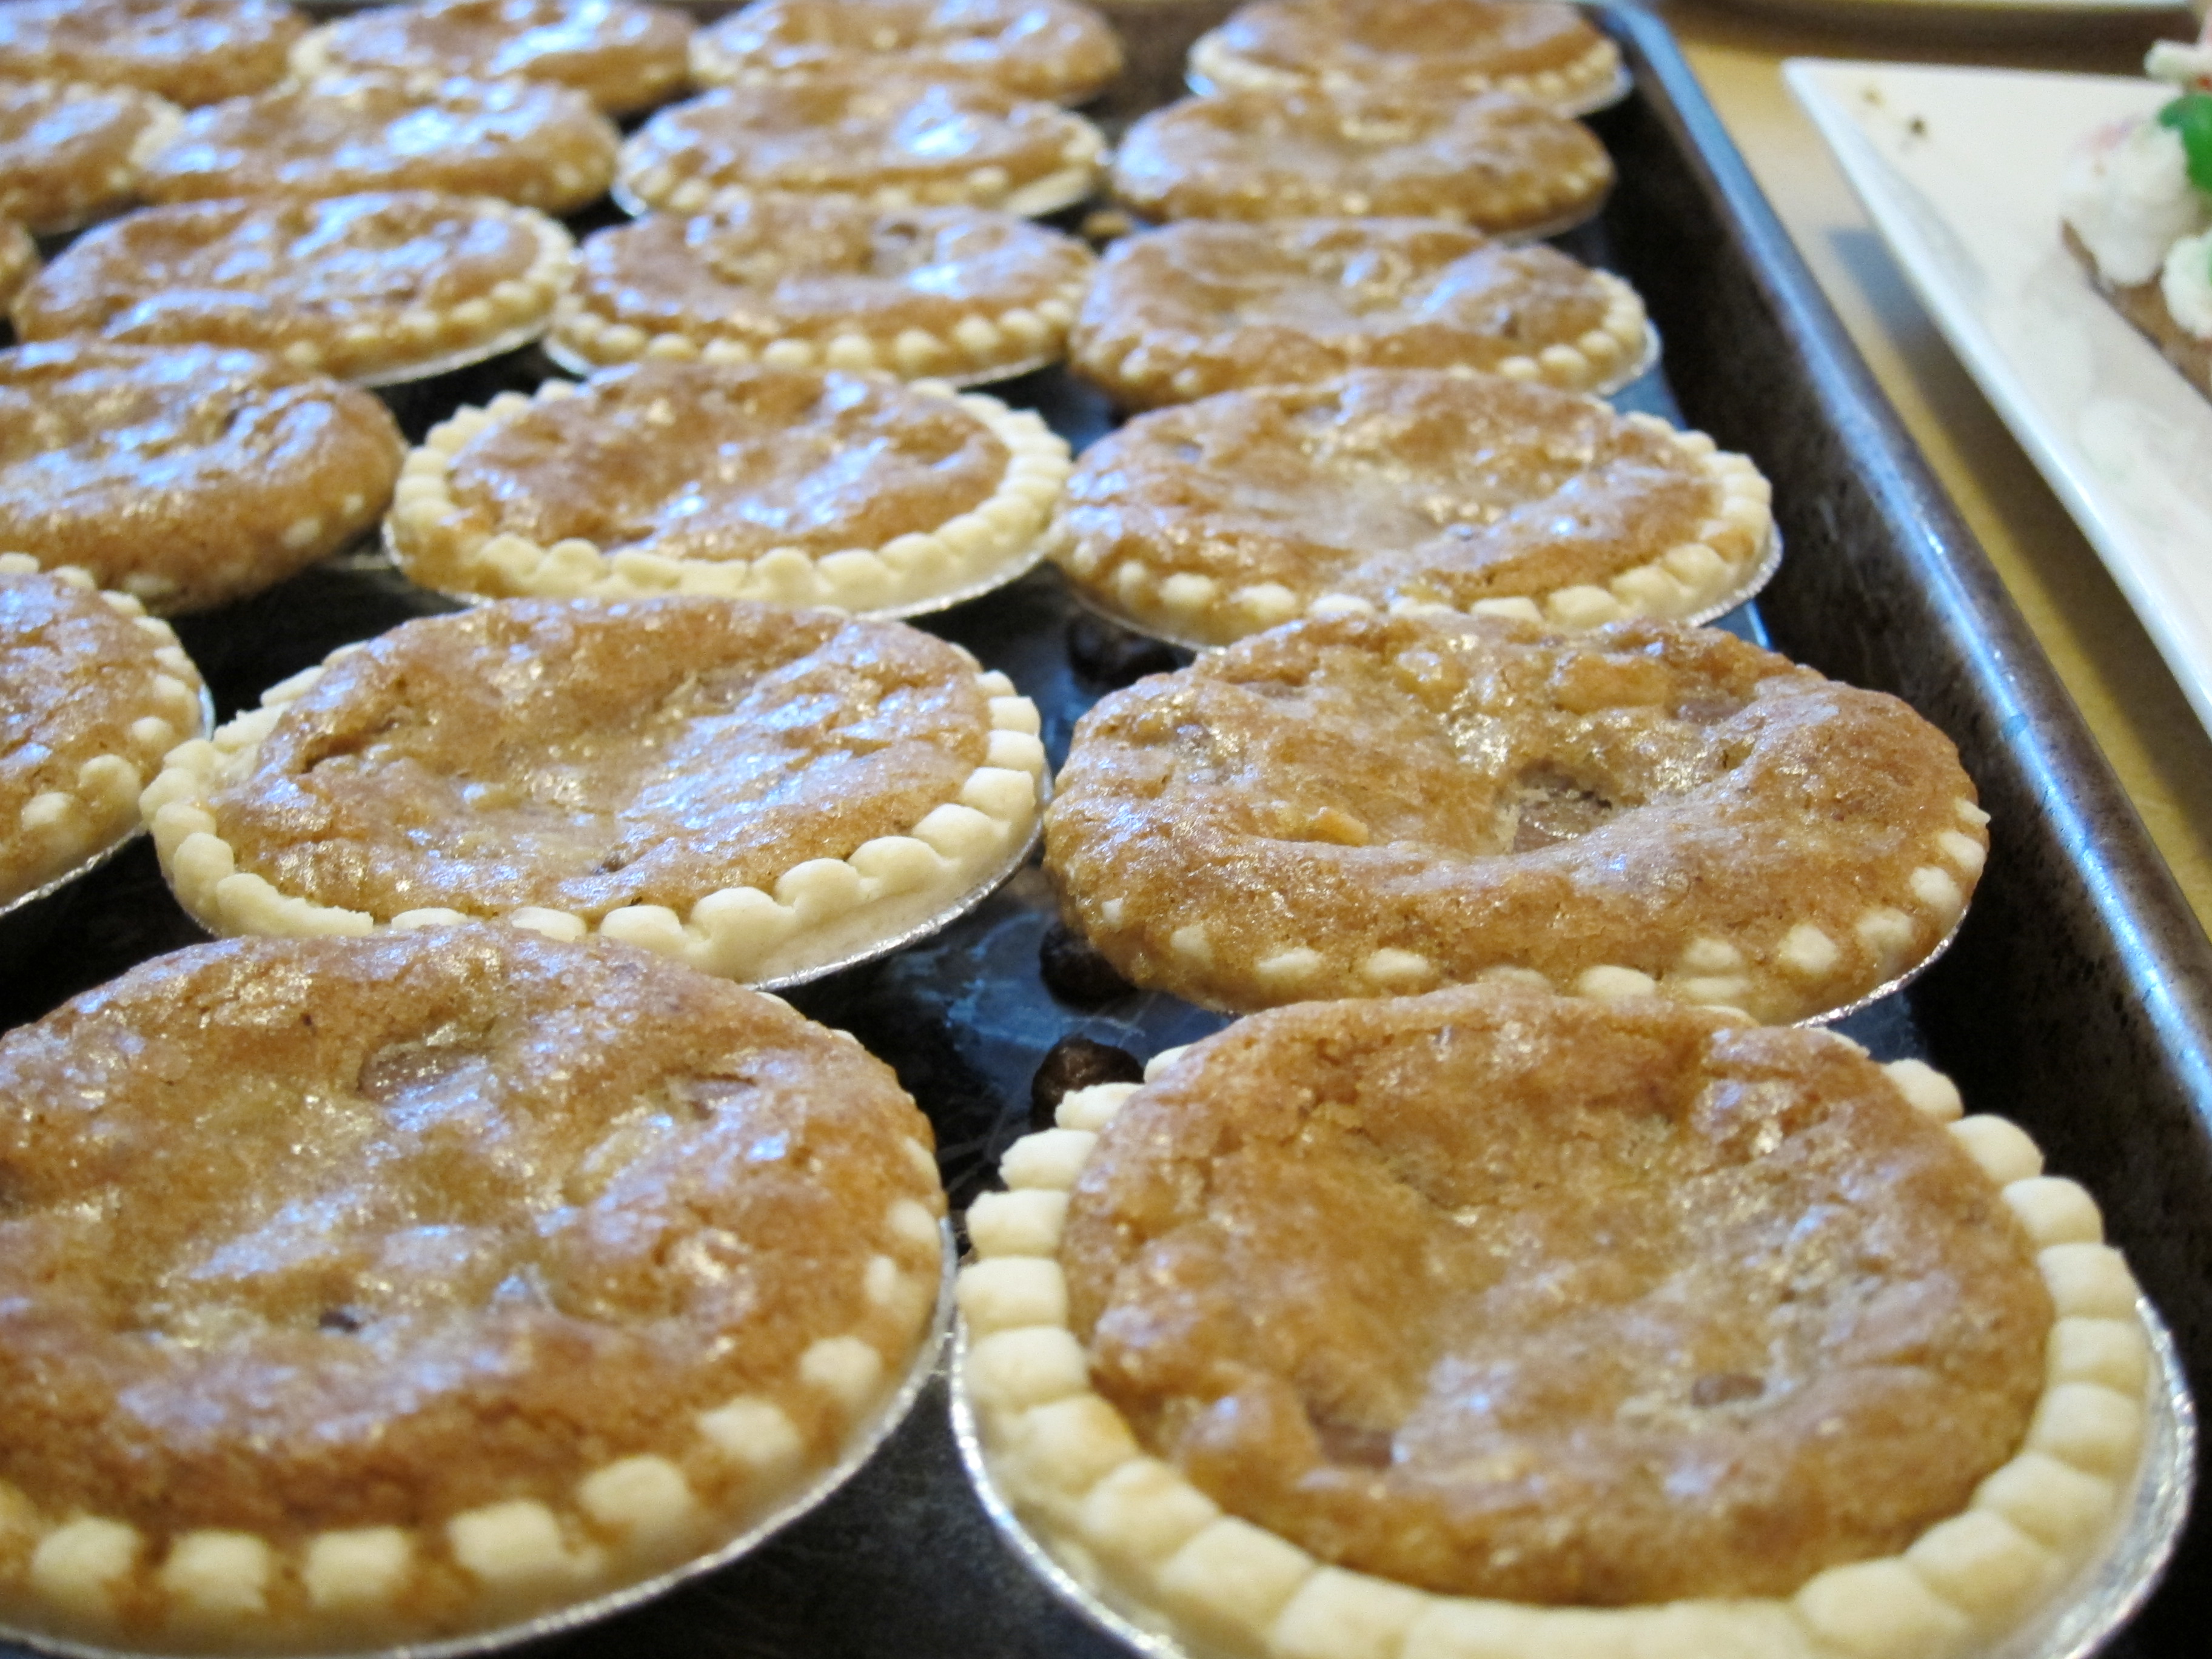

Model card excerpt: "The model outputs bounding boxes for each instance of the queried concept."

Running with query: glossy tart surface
[0,78,181,235]
[12,191,574,385]
[0,927,948,1645]
[1061,990,2051,1603]
[0,563,204,906]
[1044,612,1989,1022]
[1050,371,1765,644]
[1112,86,1610,233]
[619,75,1105,218]
[1071,218,1647,408]
[293,0,695,117]
[138,70,619,215]
[0,0,301,107]
[1193,0,1622,110]
[0,341,404,612]
[694,0,1124,106]
[557,193,1096,381]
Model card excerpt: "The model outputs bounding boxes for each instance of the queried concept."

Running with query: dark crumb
[1039,918,1134,1003]
[318,1307,364,1333]
[1065,612,1180,688]
[1030,1034,1143,1128]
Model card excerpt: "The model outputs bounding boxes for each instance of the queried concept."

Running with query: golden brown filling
[1113,88,1610,228]
[1213,0,1604,82]
[1073,224,1617,404]
[0,341,403,611]
[0,928,941,1541]
[443,362,1011,561]
[0,0,301,107]
[699,0,1123,104]
[1057,371,1715,607]
[574,195,1093,343]
[138,72,616,212]
[629,76,1083,198]
[1045,613,1977,1021]
[308,0,694,116]
[209,598,990,919]
[13,192,544,364]
[0,218,33,310]
[1062,988,2051,1603]
[0,78,173,235]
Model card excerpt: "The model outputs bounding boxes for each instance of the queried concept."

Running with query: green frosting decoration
[2157,94,2212,197]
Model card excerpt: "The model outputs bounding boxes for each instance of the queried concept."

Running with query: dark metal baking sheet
[5,4,2210,1655]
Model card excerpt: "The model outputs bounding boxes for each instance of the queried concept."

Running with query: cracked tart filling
[0,927,947,1644]
[0,341,404,613]
[1070,223,1647,406]
[693,0,1124,106]
[1043,612,1986,1022]
[0,0,301,108]
[1111,87,1610,232]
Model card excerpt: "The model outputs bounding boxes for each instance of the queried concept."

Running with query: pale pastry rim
[383,372,1071,614]
[956,1044,2160,1659]
[141,652,1050,988]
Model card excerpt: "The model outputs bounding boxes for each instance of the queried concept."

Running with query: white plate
[1787,59,2212,738]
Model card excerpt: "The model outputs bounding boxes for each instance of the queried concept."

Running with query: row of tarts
[0,4,2187,1659]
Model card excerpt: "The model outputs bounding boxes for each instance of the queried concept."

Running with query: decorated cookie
[1044,611,1986,1022]
[618,75,1106,219]
[0,925,948,1648]
[291,0,695,118]
[386,362,1068,612]
[141,598,1050,987]
[552,193,1096,384]
[961,987,2156,1659]
[693,0,1123,107]
[0,341,404,612]
[0,560,206,908]
[138,71,619,215]
[1071,218,1650,408]
[0,78,181,235]
[1050,371,1771,645]
[13,192,575,386]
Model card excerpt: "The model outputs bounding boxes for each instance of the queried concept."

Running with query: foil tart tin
[0,1224,958,1659]
[351,314,560,392]
[950,1292,2196,1659]
[539,334,1068,394]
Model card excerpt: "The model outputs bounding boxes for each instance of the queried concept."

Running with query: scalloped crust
[140,665,1049,987]
[960,1050,2154,1659]
[0,555,207,909]
[1187,28,1626,117]
[384,377,1071,613]
[1054,401,1772,648]
[0,1147,949,1647]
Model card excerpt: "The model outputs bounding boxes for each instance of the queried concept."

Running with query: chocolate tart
[140,597,1050,989]
[386,362,1069,614]
[1044,611,1985,1023]
[550,193,1098,386]
[0,925,951,1651]
[956,989,2178,1659]
[12,192,575,387]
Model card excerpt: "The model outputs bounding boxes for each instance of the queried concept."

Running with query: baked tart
[0,560,207,910]
[959,987,2162,1659]
[141,597,1050,987]
[1071,219,1651,409]
[1188,0,1626,116]
[693,0,1124,107]
[551,193,1097,385]
[291,0,696,119]
[1113,86,1610,233]
[137,70,620,216]
[12,191,575,387]
[0,216,32,309]
[387,361,1070,612]
[1044,611,1986,1023]
[0,0,302,108]
[0,341,403,613]
[0,925,950,1649]
[1051,371,1769,646]
[0,78,181,235]
[617,75,1107,220]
